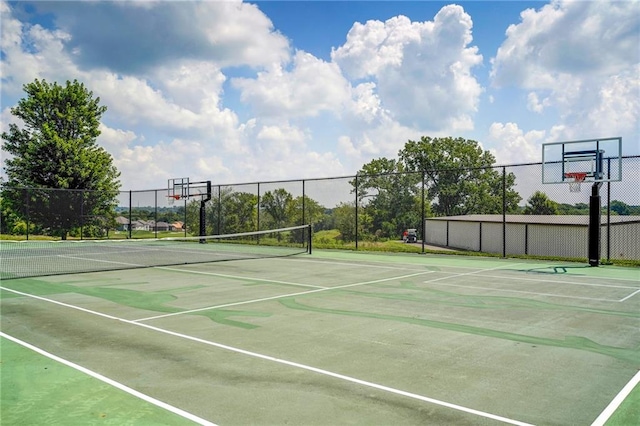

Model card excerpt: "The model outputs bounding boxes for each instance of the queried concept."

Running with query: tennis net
[0,225,312,280]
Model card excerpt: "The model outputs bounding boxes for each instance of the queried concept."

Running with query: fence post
[355,174,359,250]
[257,183,261,244]
[128,190,132,239]
[302,179,306,226]
[502,167,506,258]
[154,189,158,238]
[421,171,425,253]
[606,158,611,262]
[25,188,30,240]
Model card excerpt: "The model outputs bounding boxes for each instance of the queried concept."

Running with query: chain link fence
[2,156,638,263]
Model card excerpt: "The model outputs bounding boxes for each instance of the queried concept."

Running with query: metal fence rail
[2,156,638,263]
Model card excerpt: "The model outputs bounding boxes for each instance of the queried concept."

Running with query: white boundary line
[0,284,532,426]
[135,271,433,322]
[278,256,640,283]
[618,289,640,302]
[0,331,217,426]
[157,267,327,289]
[421,282,621,302]
[274,257,432,271]
[590,369,640,426]
[475,274,639,290]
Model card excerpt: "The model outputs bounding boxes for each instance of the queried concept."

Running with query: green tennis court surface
[1,250,638,425]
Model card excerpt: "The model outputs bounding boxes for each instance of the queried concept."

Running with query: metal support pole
[128,190,132,239]
[421,172,425,253]
[217,185,222,235]
[589,183,603,266]
[502,167,506,258]
[355,175,359,250]
[199,199,206,243]
[606,159,611,262]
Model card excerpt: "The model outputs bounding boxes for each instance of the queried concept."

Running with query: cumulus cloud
[332,6,483,131]
[233,51,350,118]
[488,122,546,164]
[24,0,290,75]
[492,1,639,88]
[0,0,291,188]
[491,0,640,143]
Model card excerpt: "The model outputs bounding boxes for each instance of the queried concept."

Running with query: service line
[0,284,532,426]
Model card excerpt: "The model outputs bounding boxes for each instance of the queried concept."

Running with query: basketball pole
[588,182,603,267]
[199,181,212,243]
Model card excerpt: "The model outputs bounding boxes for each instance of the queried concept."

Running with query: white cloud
[0,0,285,189]
[492,1,639,88]
[233,51,350,118]
[527,92,551,113]
[491,0,640,146]
[488,122,546,164]
[25,0,290,74]
[0,6,75,98]
[332,6,483,131]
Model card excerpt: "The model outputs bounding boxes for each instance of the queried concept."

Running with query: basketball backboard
[168,178,211,202]
[542,137,622,184]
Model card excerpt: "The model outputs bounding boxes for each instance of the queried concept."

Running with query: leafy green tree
[260,188,293,231]
[558,203,589,215]
[333,202,357,242]
[220,190,257,234]
[1,79,120,239]
[610,200,631,216]
[354,158,424,239]
[524,191,559,215]
[399,136,521,216]
[283,195,325,243]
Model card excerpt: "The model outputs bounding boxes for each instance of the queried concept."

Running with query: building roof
[427,215,640,225]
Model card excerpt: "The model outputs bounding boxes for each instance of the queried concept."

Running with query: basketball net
[565,172,587,193]
[167,194,181,205]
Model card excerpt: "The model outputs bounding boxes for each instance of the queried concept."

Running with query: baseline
[591,369,640,426]
[0,285,532,426]
[0,331,217,426]
[421,282,620,302]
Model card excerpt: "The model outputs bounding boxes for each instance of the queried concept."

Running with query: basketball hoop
[565,172,588,193]
[166,194,181,205]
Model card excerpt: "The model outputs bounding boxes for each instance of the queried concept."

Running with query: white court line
[476,274,639,290]
[0,331,217,426]
[135,271,433,322]
[422,282,620,302]
[157,267,327,289]
[275,257,431,271]
[590,369,640,426]
[0,286,532,426]
[420,262,526,286]
[61,255,145,267]
[618,289,640,302]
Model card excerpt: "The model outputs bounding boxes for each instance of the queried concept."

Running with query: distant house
[115,216,130,231]
[131,220,150,231]
[171,221,184,231]
[153,221,170,231]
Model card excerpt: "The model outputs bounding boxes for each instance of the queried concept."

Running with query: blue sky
[1,0,638,191]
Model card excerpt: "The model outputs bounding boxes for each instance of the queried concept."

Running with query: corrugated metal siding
[425,217,639,260]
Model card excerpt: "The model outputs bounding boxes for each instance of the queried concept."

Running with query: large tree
[2,79,120,238]
[354,158,425,239]
[260,188,293,231]
[399,136,521,216]
[524,191,559,215]
[219,190,258,234]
